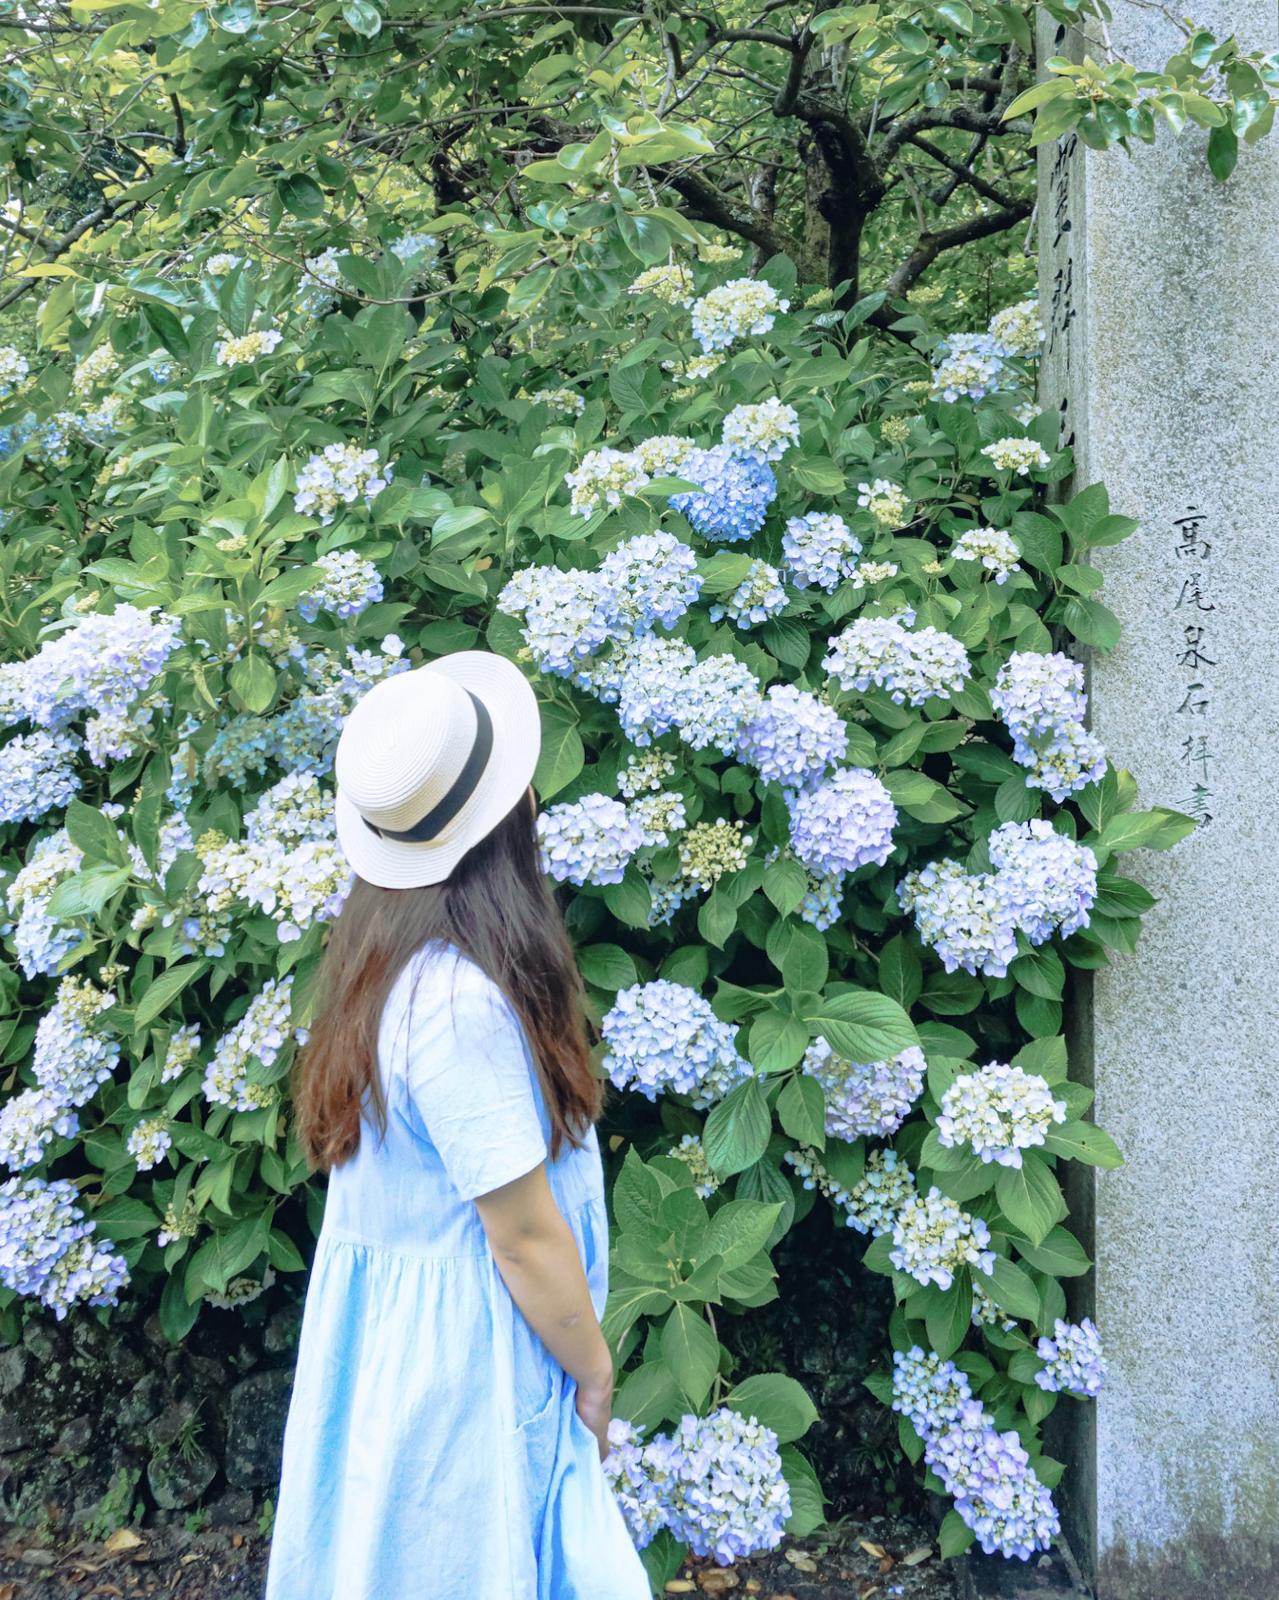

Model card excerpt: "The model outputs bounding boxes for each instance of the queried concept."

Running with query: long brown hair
[294,789,601,1171]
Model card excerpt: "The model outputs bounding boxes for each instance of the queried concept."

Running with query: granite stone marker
[1037,6,1279,1597]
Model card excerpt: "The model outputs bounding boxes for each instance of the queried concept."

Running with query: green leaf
[924,1272,972,1358]
[158,1272,201,1342]
[1098,808,1196,853]
[277,174,325,219]
[939,1508,975,1557]
[228,654,277,714]
[700,1198,782,1272]
[884,769,969,823]
[92,1196,157,1241]
[776,1074,826,1149]
[47,863,133,920]
[1042,1120,1123,1168]
[613,1148,666,1235]
[981,1256,1040,1322]
[807,989,918,1062]
[1207,123,1239,180]
[341,0,381,34]
[660,1303,720,1407]
[727,1373,818,1444]
[878,934,922,1010]
[576,944,637,991]
[698,887,737,949]
[995,1155,1067,1246]
[616,1361,682,1431]
[64,799,128,865]
[1012,1225,1091,1277]
[763,856,807,918]
[748,1010,810,1074]
[779,1445,825,1536]
[1012,1035,1068,1084]
[1011,946,1065,1001]
[1062,596,1121,651]
[703,1079,771,1178]
[781,922,829,994]
[533,703,583,799]
[602,874,652,930]
[134,961,207,1031]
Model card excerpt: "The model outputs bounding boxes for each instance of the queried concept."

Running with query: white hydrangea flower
[980,438,1051,476]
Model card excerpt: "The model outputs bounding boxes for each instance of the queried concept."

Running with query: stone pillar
[1038,6,1279,1598]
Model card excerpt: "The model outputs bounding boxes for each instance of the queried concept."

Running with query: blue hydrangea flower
[538,794,645,886]
[801,1037,925,1140]
[988,820,1098,942]
[613,636,698,745]
[824,616,970,706]
[936,1062,1067,1168]
[1035,1317,1107,1397]
[601,980,752,1107]
[297,549,385,623]
[497,565,612,680]
[889,1186,996,1290]
[0,731,81,822]
[673,653,762,755]
[781,512,863,592]
[669,445,777,543]
[737,684,846,792]
[897,859,1018,979]
[788,767,897,877]
[0,1175,129,1319]
[597,531,702,632]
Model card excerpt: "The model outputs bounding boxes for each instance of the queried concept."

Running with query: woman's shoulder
[388,941,515,1030]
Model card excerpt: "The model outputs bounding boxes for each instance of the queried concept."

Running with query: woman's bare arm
[475,1164,614,1456]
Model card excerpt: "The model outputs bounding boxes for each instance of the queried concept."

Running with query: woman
[265,650,650,1600]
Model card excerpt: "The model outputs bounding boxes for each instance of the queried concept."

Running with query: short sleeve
[399,954,548,1200]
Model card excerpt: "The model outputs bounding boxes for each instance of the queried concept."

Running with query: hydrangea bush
[0,239,1193,1581]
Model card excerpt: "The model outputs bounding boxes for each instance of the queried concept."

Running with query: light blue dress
[265,943,650,1600]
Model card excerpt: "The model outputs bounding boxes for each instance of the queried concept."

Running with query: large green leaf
[807,989,918,1062]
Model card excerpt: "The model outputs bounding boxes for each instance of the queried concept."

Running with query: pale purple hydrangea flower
[781,512,862,593]
[0,731,81,822]
[897,859,1019,979]
[0,1176,129,1319]
[801,1037,925,1140]
[737,684,846,792]
[824,617,970,706]
[889,1186,996,1290]
[601,980,751,1108]
[707,559,787,628]
[673,653,762,755]
[297,549,385,622]
[788,767,897,877]
[538,794,645,886]
[1035,1318,1107,1397]
[987,820,1098,942]
[202,977,305,1112]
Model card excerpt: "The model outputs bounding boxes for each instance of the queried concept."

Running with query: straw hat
[333,651,542,889]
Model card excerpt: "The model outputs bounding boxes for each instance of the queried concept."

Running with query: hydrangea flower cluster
[202,977,304,1112]
[0,345,29,397]
[630,434,698,477]
[71,344,120,395]
[538,794,645,886]
[824,616,971,706]
[296,549,385,623]
[215,329,283,367]
[880,415,912,446]
[892,1347,1060,1560]
[666,651,760,754]
[669,446,777,543]
[565,446,651,518]
[160,1024,203,1084]
[856,479,910,530]
[28,977,118,1127]
[986,298,1044,357]
[929,332,1010,403]
[1035,1317,1107,1396]
[605,1410,791,1564]
[980,438,1051,476]
[598,531,702,632]
[628,264,694,304]
[987,820,1099,942]
[676,818,752,890]
[617,747,676,797]
[707,558,787,628]
[850,560,899,589]
[192,772,350,949]
[781,512,863,592]
[0,730,81,822]
[626,789,686,848]
[738,685,846,793]
[897,859,1019,978]
[293,444,393,524]
[529,386,585,416]
[952,526,1022,583]
[0,1176,129,1319]
[720,399,800,463]
[0,604,181,754]
[890,1186,996,1289]
[937,1063,1068,1167]
[799,865,844,931]
[498,565,612,678]
[126,1118,172,1171]
[991,651,1106,800]
[667,1134,719,1197]
[0,1089,79,1171]
[801,1038,925,1140]
[297,247,347,316]
[206,252,242,275]
[690,279,789,353]
[611,636,699,744]
[785,1146,916,1236]
[601,981,751,1108]
[390,232,439,267]
[787,767,897,877]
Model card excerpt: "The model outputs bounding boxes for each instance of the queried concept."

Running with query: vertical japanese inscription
[1172,507,1216,824]
[1046,133,1079,454]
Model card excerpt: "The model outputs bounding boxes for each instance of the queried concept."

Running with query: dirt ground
[0,1516,959,1600]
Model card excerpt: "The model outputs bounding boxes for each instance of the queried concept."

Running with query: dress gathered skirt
[265,943,650,1600]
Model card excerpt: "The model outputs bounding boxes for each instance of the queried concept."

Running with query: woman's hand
[575,1374,614,1462]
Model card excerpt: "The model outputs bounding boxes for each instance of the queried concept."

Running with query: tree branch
[907,133,1027,210]
[877,199,1034,304]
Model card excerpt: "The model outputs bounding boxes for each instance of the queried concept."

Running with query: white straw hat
[333,651,542,889]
